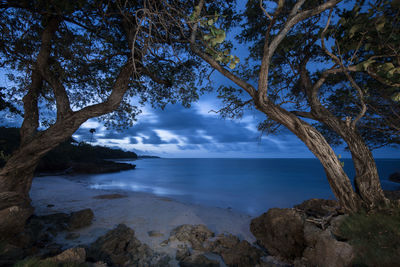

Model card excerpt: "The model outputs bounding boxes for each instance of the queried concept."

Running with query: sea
[84,158,400,216]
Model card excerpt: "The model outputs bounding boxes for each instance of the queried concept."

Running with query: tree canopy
[0,0,210,129]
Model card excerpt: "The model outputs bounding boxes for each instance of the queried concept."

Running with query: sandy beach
[30,176,255,258]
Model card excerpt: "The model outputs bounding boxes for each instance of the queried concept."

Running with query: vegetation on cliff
[0,127,137,173]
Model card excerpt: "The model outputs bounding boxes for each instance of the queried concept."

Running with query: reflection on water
[90,181,184,196]
[85,158,400,216]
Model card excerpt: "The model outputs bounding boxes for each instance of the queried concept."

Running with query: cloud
[68,102,317,157]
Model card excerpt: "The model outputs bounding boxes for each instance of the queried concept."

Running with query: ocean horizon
[79,158,400,216]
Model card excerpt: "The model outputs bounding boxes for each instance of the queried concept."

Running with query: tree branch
[257,0,342,102]
[39,65,72,120]
[74,60,134,122]
[191,46,256,97]
[20,16,61,145]
[320,11,367,129]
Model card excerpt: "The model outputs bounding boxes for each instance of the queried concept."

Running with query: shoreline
[30,176,255,256]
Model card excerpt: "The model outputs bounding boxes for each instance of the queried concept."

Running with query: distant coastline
[137,155,161,159]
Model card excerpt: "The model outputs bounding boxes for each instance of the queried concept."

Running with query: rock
[0,192,34,241]
[160,240,169,247]
[91,261,108,267]
[328,215,348,241]
[0,242,25,266]
[175,246,191,261]
[88,224,169,267]
[65,232,80,240]
[206,234,264,267]
[294,199,339,218]
[68,208,94,230]
[302,230,354,267]
[49,247,86,264]
[169,224,214,250]
[43,243,63,257]
[93,194,127,199]
[250,208,305,261]
[34,213,70,236]
[389,172,400,183]
[179,254,220,267]
[302,222,322,246]
[148,230,164,237]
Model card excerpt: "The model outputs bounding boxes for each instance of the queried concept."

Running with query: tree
[170,0,399,212]
[89,128,96,144]
[0,0,206,239]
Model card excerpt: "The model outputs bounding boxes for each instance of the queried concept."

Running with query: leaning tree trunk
[256,100,362,212]
[0,141,53,240]
[0,123,76,241]
[341,129,388,209]
[0,59,133,240]
[311,110,390,210]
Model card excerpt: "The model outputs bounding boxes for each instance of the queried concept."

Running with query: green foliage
[13,257,88,267]
[339,208,400,266]
[193,8,240,69]
[336,1,400,92]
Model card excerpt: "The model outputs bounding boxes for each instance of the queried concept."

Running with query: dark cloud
[84,104,262,148]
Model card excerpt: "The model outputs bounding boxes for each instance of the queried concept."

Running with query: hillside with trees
[0,127,137,174]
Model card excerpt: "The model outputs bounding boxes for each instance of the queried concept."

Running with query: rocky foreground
[0,198,358,267]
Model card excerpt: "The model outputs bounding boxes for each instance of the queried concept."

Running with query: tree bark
[0,59,133,241]
[256,100,362,212]
[299,56,389,210]
[331,126,388,208]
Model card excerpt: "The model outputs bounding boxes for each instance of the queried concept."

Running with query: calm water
[86,158,400,216]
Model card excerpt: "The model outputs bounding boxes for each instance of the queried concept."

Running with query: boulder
[93,194,127,199]
[169,224,214,250]
[148,230,164,237]
[0,242,25,266]
[49,247,86,264]
[205,234,264,267]
[250,208,305,261]
[0,192,34,241]
[294,199,339,217]
[302,230,354,267]
[68,208,94,230]
[389,172,400,183]
[65,232,80,240]
[179,254,220,267]
[88,224,169,267]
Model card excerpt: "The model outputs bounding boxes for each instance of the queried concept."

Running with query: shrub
[339,208,400,267]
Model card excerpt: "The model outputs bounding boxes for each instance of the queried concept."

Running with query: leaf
[207,19,214,26]
[388,67,400,76]
[349,25,360,38]
[203,34,212,41]
[376,21,385,32]
[228,62,236,69]
[392,92,400,102]
[214,32,226,43]
[381,62,395,72]
[361,59,376,70]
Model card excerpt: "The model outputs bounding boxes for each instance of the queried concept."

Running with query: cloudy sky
[68,93,399,158]
[1,1,399,159]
